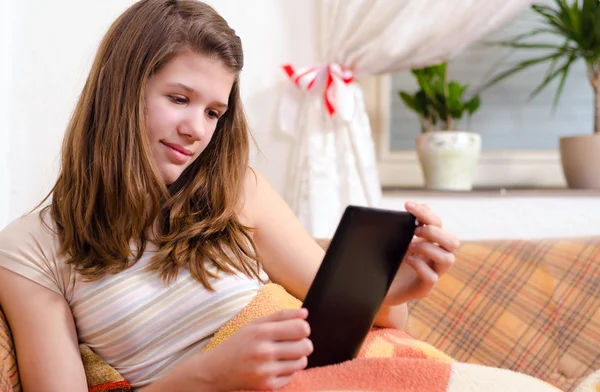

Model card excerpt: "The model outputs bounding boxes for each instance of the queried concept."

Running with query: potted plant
[398,62,482,191]
[480,0,600,189]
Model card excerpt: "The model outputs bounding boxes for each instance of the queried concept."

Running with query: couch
[2,236,599,391]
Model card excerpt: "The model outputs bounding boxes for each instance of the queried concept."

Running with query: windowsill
[380,188,600,241]
[382,187,600,198]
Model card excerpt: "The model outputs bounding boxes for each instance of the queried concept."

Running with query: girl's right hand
[195,308,313,391]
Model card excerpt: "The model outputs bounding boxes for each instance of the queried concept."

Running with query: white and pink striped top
[0,211,265,389]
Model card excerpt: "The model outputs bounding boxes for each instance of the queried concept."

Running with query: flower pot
[416,131,481,191]
[559,134,600,189]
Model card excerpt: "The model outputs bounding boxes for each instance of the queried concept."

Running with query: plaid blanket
[405,237,600,391]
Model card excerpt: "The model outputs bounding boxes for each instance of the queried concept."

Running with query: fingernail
[406,255,416,265]
[406,201,416,210]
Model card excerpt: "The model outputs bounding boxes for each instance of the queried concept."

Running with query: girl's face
[145,50,235,184]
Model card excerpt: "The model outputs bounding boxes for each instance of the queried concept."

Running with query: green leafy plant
[398,62,481,133]
[480,0,600,133]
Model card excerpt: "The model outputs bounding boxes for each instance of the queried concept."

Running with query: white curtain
[280,0,533,239]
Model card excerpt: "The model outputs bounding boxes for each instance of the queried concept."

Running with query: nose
[178,109,206,142]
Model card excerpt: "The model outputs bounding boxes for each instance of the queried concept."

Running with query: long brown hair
[40,0,261,290]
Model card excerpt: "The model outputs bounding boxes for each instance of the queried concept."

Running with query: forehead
[150,50,235,101]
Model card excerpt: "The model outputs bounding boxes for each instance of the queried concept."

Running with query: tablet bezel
[302,205,417,369]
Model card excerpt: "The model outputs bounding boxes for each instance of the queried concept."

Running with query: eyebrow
[167,82,228,109]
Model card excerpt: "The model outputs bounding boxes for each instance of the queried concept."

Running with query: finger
[405,201,442,227]
[273,338,314,360]
[258,318,311,342]
[258,308,308,323]
[414,225,460,252]
[410,241,455,276]
[264,373,297,390]
[407,255,439,286]
[273,356,308,376]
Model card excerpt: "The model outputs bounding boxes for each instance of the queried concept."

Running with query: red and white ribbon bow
[282,63,354,117]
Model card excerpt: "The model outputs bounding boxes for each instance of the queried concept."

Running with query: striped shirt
[0,211,265,389]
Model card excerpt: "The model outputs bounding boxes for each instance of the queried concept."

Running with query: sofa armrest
[0,306,18,391]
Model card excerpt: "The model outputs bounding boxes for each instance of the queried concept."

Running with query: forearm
[373,303,409,330]
[139,355,214,392]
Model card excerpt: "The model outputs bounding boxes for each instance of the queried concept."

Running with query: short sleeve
[0,211,74,300]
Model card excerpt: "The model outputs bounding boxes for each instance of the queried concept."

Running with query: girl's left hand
[383,201,461,307]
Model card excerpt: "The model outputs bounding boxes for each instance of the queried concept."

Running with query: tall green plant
[398,63,481,133]
[481,0,600,133]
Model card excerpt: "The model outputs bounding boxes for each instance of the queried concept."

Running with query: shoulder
[0,209,73,298]
[0,209,60,254]
[239,167,279,227]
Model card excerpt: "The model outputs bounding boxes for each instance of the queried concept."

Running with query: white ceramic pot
[416,131,482,191]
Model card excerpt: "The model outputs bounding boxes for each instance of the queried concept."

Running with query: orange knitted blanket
[2,283,600,391]
[201,283,564,392]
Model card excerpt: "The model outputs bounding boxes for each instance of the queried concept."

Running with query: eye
[168,95,188,104]
[206,109,221,119]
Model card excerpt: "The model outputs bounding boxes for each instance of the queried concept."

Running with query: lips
[162,142,192,156]
[161,141,193,164]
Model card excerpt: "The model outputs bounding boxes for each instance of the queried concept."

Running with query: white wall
[213,0,319,198]
[4,0,138,228]
[0,0,318,230]
[0,0,14,232]
[2,1,598,242]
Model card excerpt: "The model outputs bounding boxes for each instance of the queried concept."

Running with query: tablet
[303,205,417,369]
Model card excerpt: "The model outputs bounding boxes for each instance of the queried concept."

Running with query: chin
[160,168,184,185]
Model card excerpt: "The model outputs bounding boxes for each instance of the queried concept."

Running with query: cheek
[206,126,218,142]
[146,100,178,139]
[201,126,219,149]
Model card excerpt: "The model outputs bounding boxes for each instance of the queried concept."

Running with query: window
[362,1,594,189]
